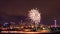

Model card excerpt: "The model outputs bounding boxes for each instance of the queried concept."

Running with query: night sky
[0,0,60,25]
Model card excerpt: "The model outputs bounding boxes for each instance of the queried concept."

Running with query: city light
[43,28,46,30]
[54,19,57,28]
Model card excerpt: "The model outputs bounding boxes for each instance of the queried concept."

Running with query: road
[1,30,50,33]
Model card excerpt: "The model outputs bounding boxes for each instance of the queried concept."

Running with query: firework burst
[28,8,41,23]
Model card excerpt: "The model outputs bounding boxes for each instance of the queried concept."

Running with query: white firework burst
[28,8,41,23]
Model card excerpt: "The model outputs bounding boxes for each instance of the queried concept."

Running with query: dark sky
[0,0,60,25]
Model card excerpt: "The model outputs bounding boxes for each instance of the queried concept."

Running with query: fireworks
[28,8,41,23]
